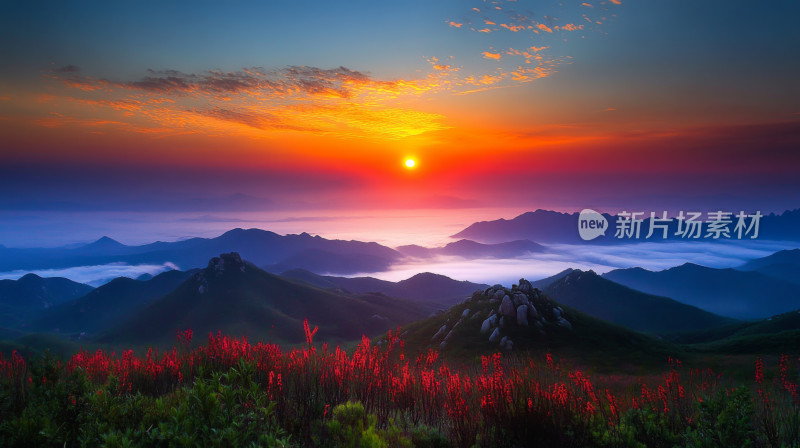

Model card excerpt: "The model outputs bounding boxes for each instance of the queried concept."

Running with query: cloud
[128,75,194,93]
[500,23,527,32]
[194,107,321,133]
[560,23,583,31]
[440,0,619,94]
[47,2,599,143]
[367,240,796,287]
[49,63,460,140]
[0,262,179,287]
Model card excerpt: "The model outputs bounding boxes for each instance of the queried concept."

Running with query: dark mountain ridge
[31,269,197,335]
[603,263,800,319]
[0,274,94,328]
[543,270,734,334]
[0,228,401,275]
[280,269,488,306]
[453,208,800,244]
[101,253,426,345]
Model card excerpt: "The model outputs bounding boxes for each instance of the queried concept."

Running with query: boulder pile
[478,278,571,350]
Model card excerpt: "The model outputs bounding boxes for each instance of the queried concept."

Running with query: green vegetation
[1,329,798,447]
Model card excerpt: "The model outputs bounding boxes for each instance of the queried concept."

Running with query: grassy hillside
[397,279,681,371]
[31,269,196,336]
[101,253,425,345]
[543,270,734,334]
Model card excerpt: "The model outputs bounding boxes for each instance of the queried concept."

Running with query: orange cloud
[448,21,463,28]
[560,23,583,31]
[482,51,502,60]
[536,23,553,33]
[484,20,496,25]
[609,0,621,4]
[500,23,527,32]
[47,65,459,141]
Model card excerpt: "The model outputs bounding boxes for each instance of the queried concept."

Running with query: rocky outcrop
[194,252,248,294]
[489,327,501,343]
[481,314,498,333]
[500,296,515,318]
[426,277,573,353]
[208,252,246,273]
[517,305,529,326]
[432,325,448,342]
[474,278,572,351]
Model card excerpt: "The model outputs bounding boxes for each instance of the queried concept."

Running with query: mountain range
[280,269,488,307]
[542,270,734,334]
[396,239,547,259]
[31,269,196,335]
[0,228,401,275]
[0,274,93,328]
[737,248,800,284]
[99,253,426,345]
[452,208,800,244]
[603,263,800,319]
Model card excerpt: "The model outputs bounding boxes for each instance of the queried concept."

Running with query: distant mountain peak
[18,273,43,282]
[560,269,600,283]
[673,262,707,271]
[407,272,448,280]
[85,236,124,248]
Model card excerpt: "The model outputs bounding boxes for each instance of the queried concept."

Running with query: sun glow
[405,158,416,168]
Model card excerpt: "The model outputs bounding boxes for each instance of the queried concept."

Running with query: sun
[405,158,416,169]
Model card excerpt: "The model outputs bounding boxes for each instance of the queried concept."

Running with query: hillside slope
[101,253,425,345]
[544,270,734,334]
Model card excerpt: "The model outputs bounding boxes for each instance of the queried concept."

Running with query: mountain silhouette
[452,208,800,244]
[396,239,547,259]
[31,269,196,335]
[281,269,488,306]
[0,274,93,328]
[603,263,800,319]
[100,253,425,345]
[543,270,733,333]
[738,248,800,284]
[0,228,401,275]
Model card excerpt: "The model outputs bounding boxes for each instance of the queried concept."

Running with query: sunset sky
[1,0,799,245]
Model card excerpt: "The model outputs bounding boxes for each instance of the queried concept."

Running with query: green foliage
[0,359,292,447]
[317,401,411,448]
[0,351,92,447]
[410,425,450,448]
[609,409,682,448]
[2,333,799,448]
[685,387,755,448]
